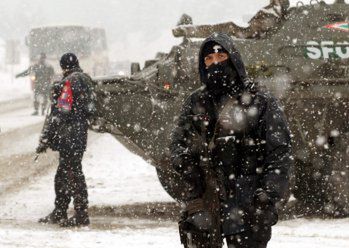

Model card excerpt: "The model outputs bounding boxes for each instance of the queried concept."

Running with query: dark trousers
[54,151,88,213]
[226,226,272,248]
[33,89,49,113]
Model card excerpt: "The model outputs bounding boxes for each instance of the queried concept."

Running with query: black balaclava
[202,41,243,98]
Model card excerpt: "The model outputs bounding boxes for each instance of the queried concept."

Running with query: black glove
[187,211,212,231]
[172,154,195,174]
[172,155,205,200]
[183,199,212,231]
[252,188,278,226]
[253,188,272,209]
[36,143,48,154]
[183,165,205,200]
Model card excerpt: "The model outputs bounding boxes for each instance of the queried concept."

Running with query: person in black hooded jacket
[36,53,96,227]
[170,33,292,247]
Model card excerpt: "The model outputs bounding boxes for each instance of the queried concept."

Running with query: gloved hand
[36,143,48,154]
[172,154,195,174]
[183,165,205,200]
[252,188,278,226]
[253,188,272,209]
[184,199,212,231]
[187,211,212,231]
[172,155,205,200]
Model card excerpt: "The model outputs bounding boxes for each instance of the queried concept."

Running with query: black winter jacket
[39,68,95,153]
[170,33,292,235]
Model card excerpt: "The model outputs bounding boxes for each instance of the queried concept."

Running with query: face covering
[205,60,243,97]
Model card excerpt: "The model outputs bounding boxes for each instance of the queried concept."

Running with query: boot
[31,110,39,116]
[38,209,67,224]
[60,210,90,227]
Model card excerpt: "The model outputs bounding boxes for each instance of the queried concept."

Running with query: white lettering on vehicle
[305,41,349,60]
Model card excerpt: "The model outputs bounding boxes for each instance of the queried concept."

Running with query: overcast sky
[0,0,339,63]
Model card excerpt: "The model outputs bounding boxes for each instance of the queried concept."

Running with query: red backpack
[57,80,73,112]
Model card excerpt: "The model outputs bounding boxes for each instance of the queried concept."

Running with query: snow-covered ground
[0,125,348,247]
[0,132,173,222]
[85,134,173,206]
[0,222,181,248]
[0,69,31,103]
[0,215,348,248]
[0,107,44,133]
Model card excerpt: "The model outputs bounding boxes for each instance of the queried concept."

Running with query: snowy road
[0,103,50,197]
[0,101,349,247]
[0,217,348,248]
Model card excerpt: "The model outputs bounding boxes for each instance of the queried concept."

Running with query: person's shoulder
[69,72,93,92]
[62,73,81,88]
[65,71,82,81]
[70,71,92,81]
[81,72,94,82]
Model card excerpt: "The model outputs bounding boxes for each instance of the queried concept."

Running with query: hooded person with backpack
[36,53,96,227]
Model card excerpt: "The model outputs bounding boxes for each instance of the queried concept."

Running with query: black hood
[199,33,247,87]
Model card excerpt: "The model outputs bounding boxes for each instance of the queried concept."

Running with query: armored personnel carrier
[92,0,349,216]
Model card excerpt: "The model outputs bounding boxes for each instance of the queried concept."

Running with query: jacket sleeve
[170,95,204,200]
[15,67,32,78]
[38,83,61,148]
[170,96,200,172]
[260,96,292,203]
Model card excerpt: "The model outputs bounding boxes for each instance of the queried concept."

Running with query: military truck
[92,0,349,216]
[26,25,109,77]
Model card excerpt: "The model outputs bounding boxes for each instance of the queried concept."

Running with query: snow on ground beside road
[272,218,349,247]
[0,167,54,220]
[0,130,40,158]
[0,55,31,102]
[0,70,31,102]
[0,132,172,222]
[0,224,181,248]
[0,106,44,158]
[0,39,31,102]
[0,107,347,247]
[85,133,173,206]
[0,218,348,248]
[0,122,348,247]
[0,108,44,133]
